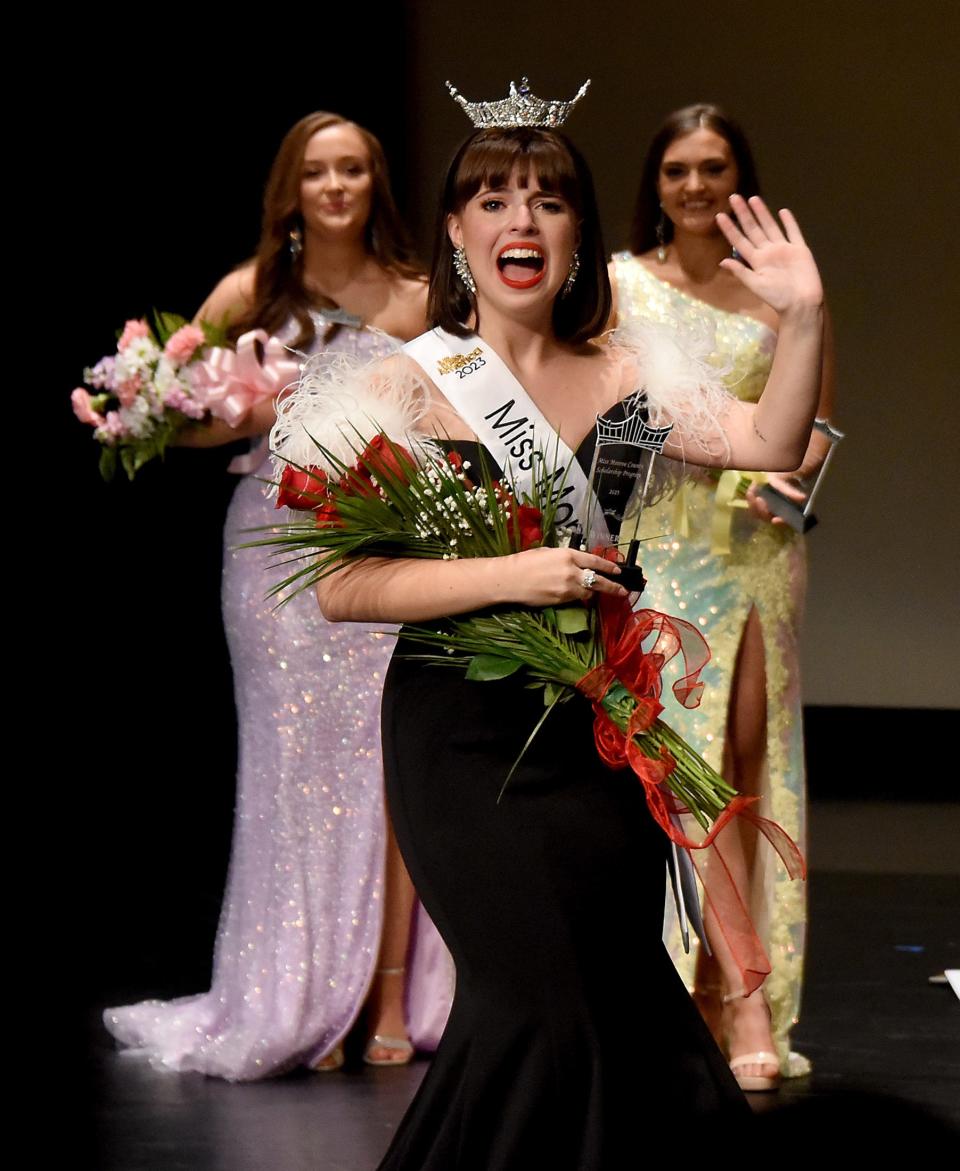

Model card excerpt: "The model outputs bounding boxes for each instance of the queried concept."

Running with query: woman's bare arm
[173,266,270,447]
[317,546,627,623]
[663,196,824,472]
[746,302,837,520]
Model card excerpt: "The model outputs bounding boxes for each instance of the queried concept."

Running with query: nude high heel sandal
[363,967,415,1066]
[723,990,781,1092]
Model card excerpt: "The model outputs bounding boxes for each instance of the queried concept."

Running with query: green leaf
[604,681,632,707]
[544,680,568,706]
[132,443,154,472]
[152,309,189,344]
[465,654,524,681]
[120,447,137,480]
[99,446,117,482]
[199,316,230,347]
[555,606,589,634]
[497,686,565,802]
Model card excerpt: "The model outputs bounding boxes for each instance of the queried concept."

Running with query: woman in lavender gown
[103,111,453,1079]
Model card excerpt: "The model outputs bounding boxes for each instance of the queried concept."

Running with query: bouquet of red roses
[261,343,805,990]
[262,428,751,833]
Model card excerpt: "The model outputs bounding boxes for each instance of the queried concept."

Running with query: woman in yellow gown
[610,104,836,1089]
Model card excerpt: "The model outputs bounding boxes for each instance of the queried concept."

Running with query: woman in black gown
[308,114,825,1168]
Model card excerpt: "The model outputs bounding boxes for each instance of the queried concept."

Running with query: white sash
[404,327,605,537]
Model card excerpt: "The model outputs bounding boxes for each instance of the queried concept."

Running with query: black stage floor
[90,868,960,1169]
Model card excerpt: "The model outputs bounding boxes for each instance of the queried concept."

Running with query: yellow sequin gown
[611,254,809,1077]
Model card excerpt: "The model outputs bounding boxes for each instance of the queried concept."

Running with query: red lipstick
[496,242,545,289]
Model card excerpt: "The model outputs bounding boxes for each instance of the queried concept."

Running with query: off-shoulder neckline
[614,253,778,342]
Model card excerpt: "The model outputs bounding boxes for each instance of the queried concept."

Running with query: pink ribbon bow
[187,330,301,427]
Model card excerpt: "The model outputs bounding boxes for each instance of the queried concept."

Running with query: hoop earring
[561,251,580,298]
[453,246,476,294]
[656,207,667,264]
[288,225,303,259]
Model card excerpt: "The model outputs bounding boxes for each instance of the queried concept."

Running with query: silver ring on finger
[580,568,597,590]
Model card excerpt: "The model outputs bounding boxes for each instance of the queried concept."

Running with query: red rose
[276,464,331,510]
[496,483,543,551]
[314,500,342,530]
[516,504,543,550]
[356,434,416,485]
[444,449,475,488]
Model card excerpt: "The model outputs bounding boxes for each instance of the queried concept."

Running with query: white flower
[114,346,158,386]
[119,335,161,373]
[119,396,153,439]
[153,355,177,395]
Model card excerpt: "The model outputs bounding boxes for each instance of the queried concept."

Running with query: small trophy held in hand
[757,417,845,532]
[581,391,674,594]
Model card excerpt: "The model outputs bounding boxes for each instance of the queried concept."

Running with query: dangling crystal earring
[288,225,303,259]
[453,246,476,294]
[656,207,668,264]
[562,251,580,298]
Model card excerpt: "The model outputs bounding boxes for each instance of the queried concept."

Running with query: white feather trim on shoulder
[611,315,734,465]
[269,346,428,484]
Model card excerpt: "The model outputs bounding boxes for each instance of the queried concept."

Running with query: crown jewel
[595,391,673,453]
[445,77,590,129]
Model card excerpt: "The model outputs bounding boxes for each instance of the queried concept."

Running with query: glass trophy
[756,418,845,533]
[581,391,674,593]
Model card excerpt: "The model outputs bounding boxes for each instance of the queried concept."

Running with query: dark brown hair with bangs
[428,128,611,344]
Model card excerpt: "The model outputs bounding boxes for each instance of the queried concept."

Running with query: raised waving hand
[717,194,823,316]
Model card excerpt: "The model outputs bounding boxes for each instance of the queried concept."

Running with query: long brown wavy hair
[629,103,761,255]
[228,111,423,347]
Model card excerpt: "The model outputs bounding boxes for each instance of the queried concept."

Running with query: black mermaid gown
[378,437,748,1170]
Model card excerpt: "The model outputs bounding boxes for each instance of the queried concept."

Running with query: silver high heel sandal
[363,967,414,1066]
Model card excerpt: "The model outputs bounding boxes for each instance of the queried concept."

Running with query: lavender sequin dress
[104,320,454,1080]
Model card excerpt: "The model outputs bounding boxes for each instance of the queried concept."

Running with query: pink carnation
[102,411,127,438]
[71,387,106,427]
[115,375,142,408]
[118,319,150,351]
[164,324,206,365]
[164,385,206,420]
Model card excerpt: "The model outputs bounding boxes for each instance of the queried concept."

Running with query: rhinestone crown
[446,77,590,129]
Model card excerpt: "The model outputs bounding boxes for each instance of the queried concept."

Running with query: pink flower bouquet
[71,311,302,481]
[70,312,221,481]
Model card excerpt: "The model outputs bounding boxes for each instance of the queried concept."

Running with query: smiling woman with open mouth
[273,78,827,1168]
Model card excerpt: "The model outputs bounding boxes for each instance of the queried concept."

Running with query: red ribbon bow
[576,587,805,997]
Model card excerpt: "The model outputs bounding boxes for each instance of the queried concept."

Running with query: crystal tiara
[445,77,590,129]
